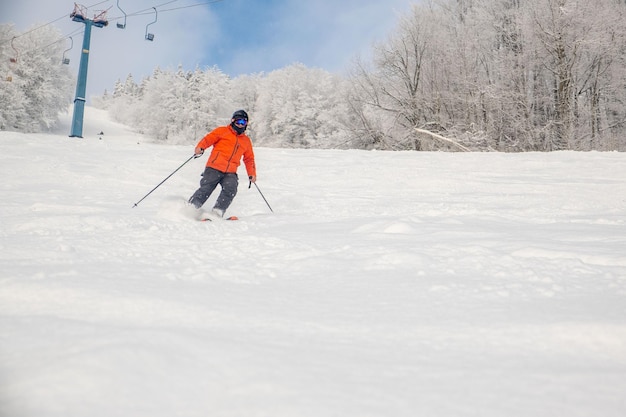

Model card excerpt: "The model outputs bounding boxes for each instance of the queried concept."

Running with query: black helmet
[231,109,249,134]
[232,109,248,121]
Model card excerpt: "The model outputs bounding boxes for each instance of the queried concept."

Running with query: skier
[188,110,257,219]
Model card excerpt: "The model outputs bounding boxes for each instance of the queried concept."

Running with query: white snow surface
[1,107,626,417]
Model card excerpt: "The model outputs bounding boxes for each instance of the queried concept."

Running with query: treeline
[350,0,626,151]
[94,64,351,149]
[97,0,626,151]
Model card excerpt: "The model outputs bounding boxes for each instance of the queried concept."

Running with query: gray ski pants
[188,167,238,211]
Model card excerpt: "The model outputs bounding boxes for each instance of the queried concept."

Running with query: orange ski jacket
[195,125,256,178]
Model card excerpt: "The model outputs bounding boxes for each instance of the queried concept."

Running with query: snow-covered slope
[1,108,625,417]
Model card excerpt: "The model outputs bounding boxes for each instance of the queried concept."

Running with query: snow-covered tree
[254,63,350,148]
[0,24,73,132]
[348,3,443,150]
[530,0,626,150]
[186,66,233,135]
[98,74,141,127]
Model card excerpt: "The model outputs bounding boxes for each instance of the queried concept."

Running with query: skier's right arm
[194,134,211,157]
[194,130,219,157]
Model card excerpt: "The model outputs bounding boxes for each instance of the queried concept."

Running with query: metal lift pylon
[69,4,108,138]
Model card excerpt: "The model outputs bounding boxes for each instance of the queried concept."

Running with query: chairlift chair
[116,0,127,29]
[6,37,18,81]
[145,7,157,41]
[62,37,73,65]
[9,37,18,63]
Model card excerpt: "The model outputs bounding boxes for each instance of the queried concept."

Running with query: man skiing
[188,110,257,219]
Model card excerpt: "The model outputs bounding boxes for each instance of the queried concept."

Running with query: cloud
[3,0,416,99]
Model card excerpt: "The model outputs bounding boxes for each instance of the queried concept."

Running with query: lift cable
[106,0,226,24]
[11,28,85,61]
[3,0,228,57]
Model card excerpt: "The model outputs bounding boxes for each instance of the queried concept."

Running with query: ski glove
[193,147,204,158]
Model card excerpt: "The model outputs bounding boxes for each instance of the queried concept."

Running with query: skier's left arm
[243,141,256,183]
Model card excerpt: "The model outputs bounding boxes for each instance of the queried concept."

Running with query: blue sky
[2,0,417,99]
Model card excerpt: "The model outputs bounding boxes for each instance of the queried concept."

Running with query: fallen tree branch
[415,128,471,152]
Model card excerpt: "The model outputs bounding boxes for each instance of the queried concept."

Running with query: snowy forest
[0,23,74,132]
[3,0,626,151]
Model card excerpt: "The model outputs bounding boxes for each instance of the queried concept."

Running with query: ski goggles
[234,118,248,126]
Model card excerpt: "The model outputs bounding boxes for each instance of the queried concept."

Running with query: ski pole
[249,178,273,213]
[132,154,197,208]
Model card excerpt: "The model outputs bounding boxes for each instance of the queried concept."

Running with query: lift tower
[69,4,108,138]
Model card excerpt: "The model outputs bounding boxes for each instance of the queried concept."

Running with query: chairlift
[9,37,18,64]
[116,0,127,29]
[62,37,73,65]
[6,37,18,82]
[145,7,157,41]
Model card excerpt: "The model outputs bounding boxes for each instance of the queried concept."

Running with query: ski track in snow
[1,107,626,417]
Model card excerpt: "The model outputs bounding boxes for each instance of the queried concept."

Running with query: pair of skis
[200,216,238,222]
